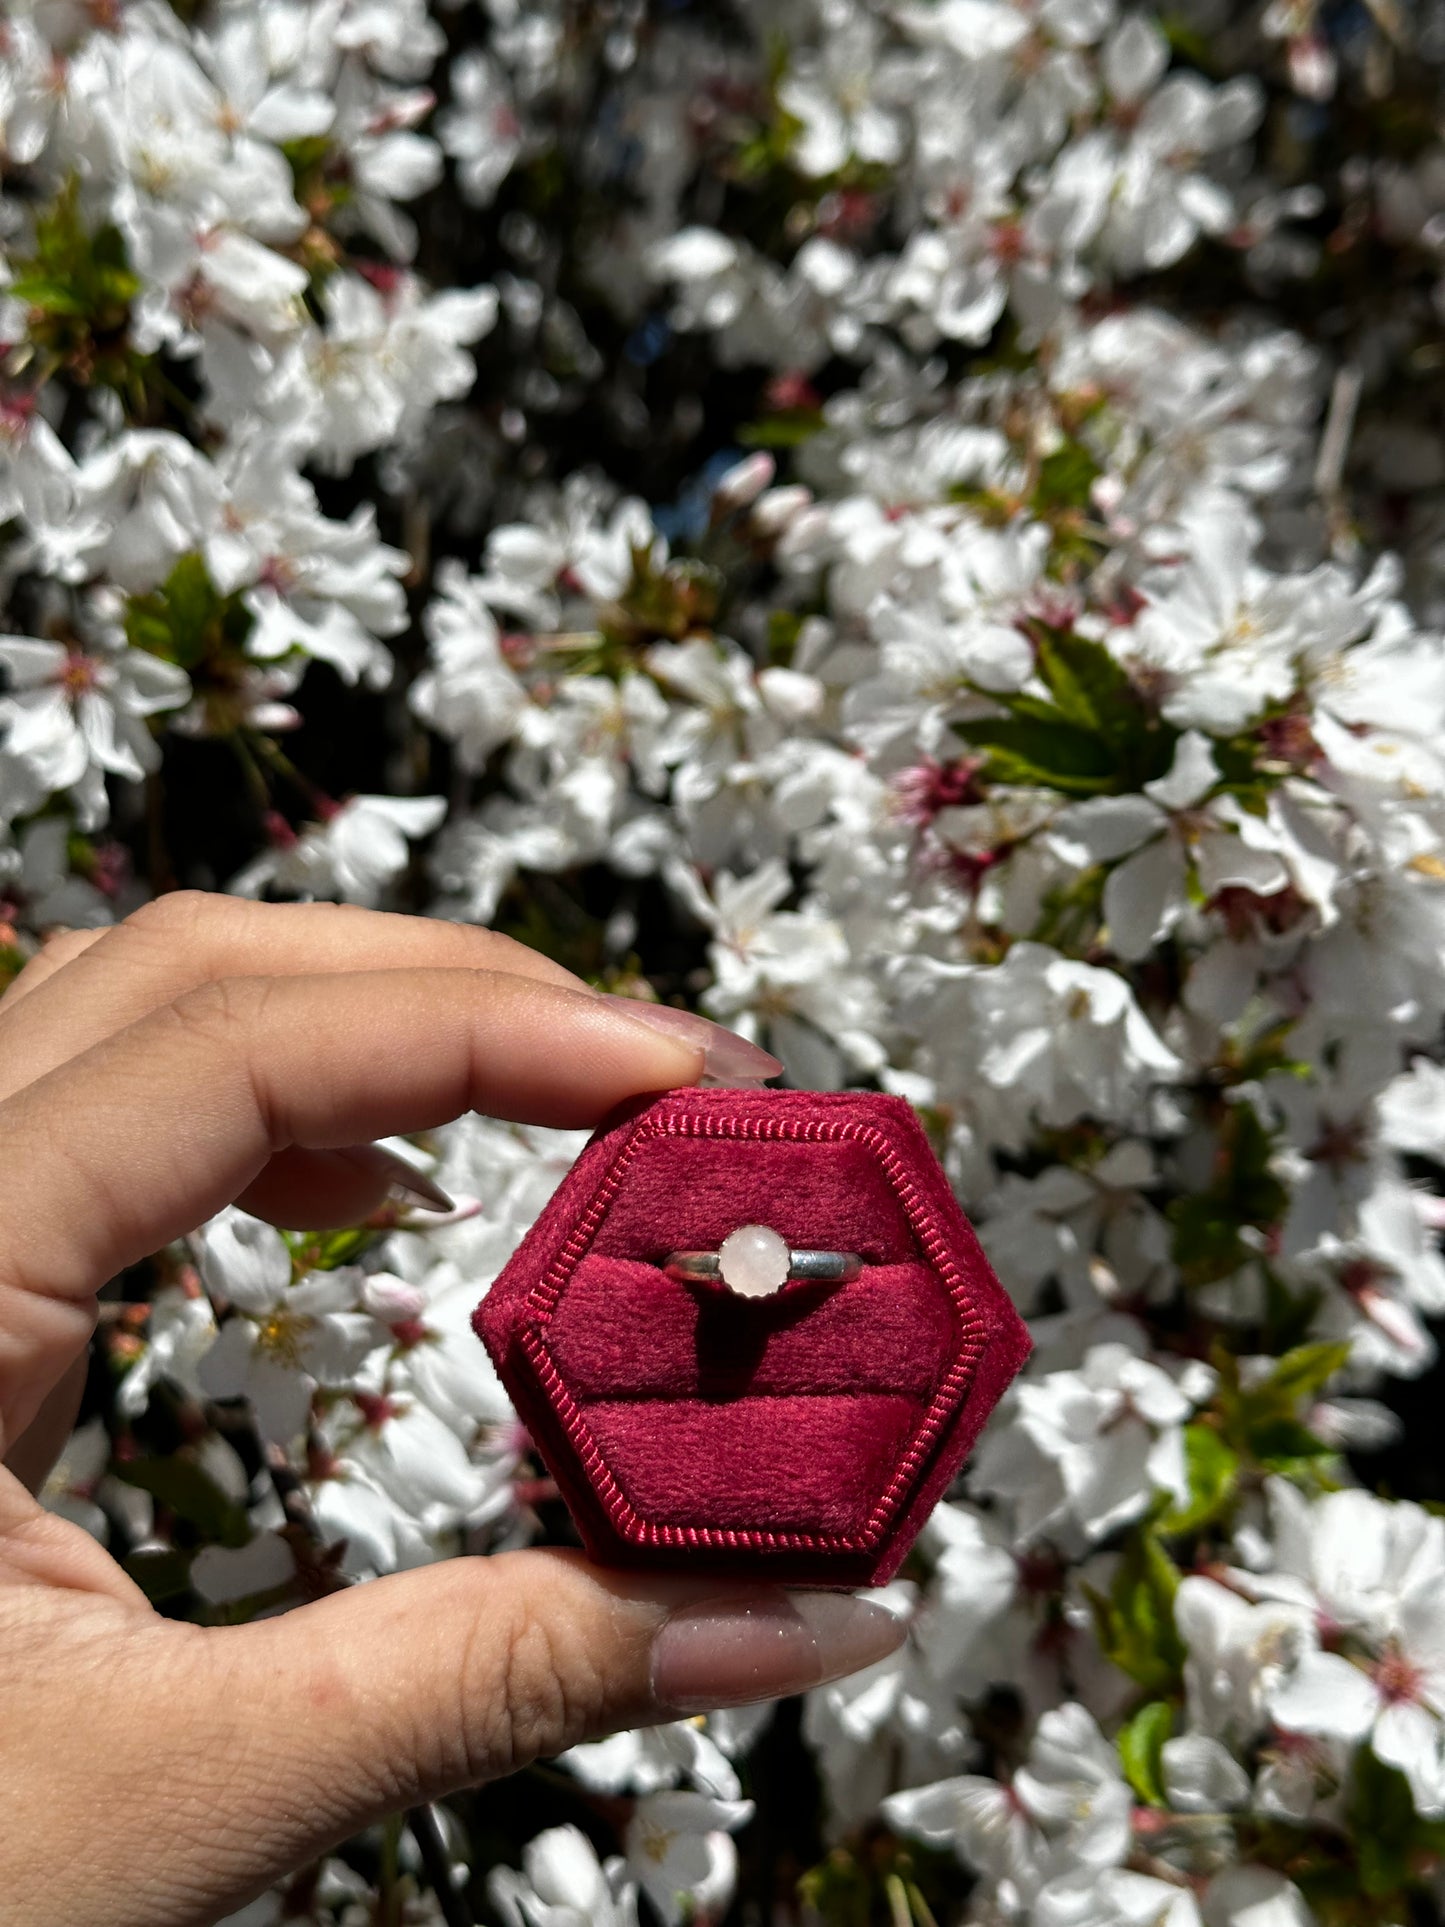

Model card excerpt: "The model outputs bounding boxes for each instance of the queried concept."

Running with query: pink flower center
[1209,882,1309,941]
[764,371,822,414]
[1374,1647,1423,1704]
[893,755,986,828]
[58,649,100,699]
[262,810,299,850]
[1015,1546,1065,1596]
[306,1443,343,1482]
[257,555,298,594]
[357,260,404,297]
[990,220,1028,266]
[1307,1116,1367,1172]
[0,390,37,439]
[1258,710,1320,772]
[89,842,128,898]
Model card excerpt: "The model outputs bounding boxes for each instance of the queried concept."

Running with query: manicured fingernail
[597,995,782,1085]
[650,1589,906,1714]
[336,1144,455,1213]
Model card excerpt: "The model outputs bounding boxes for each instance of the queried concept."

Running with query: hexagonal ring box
[474,1087,1031,1588]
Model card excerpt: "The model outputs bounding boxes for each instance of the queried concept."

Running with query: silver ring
[664,1223,862,1299]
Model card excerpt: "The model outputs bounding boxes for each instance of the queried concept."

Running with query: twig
[885,1872,913,1927]
[1360,0,1406,46]
[906,1881,941,1927]
[379,1813,403,1927]
[1313,361,1362,501]
[407,1805,476,1927]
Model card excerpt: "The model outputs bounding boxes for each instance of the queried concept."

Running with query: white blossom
[489,1826,637,1927]
[230,794,446,905]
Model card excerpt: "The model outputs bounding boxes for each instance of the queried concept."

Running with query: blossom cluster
[9,0,1445,1922]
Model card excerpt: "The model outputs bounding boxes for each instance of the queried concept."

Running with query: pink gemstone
[718,1224,790,1297]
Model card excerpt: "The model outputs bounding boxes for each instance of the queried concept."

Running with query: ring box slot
[546,1257,952,1401]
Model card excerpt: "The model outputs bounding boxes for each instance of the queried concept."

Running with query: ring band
[665,1250,862,1283]
[664,1223,862,1299]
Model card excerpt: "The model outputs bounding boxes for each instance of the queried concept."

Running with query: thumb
[237,1547,904,1790]
[32,1551,904,1927]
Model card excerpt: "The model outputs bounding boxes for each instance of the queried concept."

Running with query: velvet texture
[474,1087,1030,1586]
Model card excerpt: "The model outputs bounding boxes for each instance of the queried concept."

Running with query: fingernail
[336,1144,455,1214]
[651,1589,906,1715]
[596,995,782,1086]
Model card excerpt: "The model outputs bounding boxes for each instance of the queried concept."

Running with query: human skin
[0,893,903,1927]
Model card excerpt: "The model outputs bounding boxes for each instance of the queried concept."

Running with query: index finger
[0,895,586,1102]
[0,967,703,1452]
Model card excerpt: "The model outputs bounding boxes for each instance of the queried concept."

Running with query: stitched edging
[515,1109,990,1557]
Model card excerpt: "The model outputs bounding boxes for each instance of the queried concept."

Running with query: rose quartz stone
[718,1223,790,1297]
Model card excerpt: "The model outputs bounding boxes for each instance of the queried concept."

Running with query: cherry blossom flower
[973,1340,1214,1544]
[0,632,190,827]
[230,793,446,905]
[884,1702,1133,1914]
[622,1791,752,1926]
[489,1825,637,1927]
[193,1214,382,1445]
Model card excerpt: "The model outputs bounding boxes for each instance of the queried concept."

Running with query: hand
[0,893,904,1927]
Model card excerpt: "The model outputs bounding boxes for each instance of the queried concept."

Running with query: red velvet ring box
[474,1086,1030,1588]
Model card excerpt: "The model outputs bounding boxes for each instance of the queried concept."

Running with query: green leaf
[114,1455,251,1548]
[1033,442,1102,515]
[162,552,221,649]
[797,1848,873,1927]
[123,552,253,672]
[9,179,142,349]
[1033,863,1107,953]
[1034,630,1119,732]
[282,134,333,177]
[766,609,804,666]
[1086,1527,1187,1695]
[1157,1424,1239,1536]
[1267,1341,1352,1405]
[1036,631,1175,776]
[1210,733,1278,804]
[1248,1416,1336,1467]
[1260,1266,1324,1355]
[963,630,1180,799]
[284,1224,377,1272]
[1230,1018,1311,1086]
[8,275,89,315]
[607,552,722,649]
[1167,1194,1252,1285]
[738,407,827,448]
[1033,628,1179,788]
[1158,15,1212,63]
[1168,1101,1288,1288]
[1348,1750,1419,1898]
[1225,1107,1293,1225]
[1116,1699,1173,1806]
[945,482,1016,523]
[958,714,1118,794]
[0,940,27,995]
[1217,1339,1347,1467]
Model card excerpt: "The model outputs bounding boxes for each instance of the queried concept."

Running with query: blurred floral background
[10,0,1445,1920]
